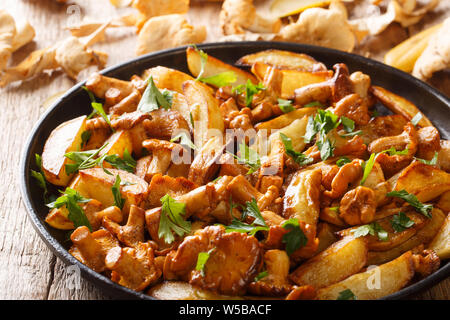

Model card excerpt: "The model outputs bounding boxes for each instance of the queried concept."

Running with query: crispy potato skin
[42,116,87,186]
[289,237,368,289]
[316,251,415,300]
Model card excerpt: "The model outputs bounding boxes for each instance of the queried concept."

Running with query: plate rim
[20,41,450,300]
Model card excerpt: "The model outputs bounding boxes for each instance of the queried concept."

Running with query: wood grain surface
[0,0,448,300]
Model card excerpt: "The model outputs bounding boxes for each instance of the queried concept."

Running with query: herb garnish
[337,289,357,300]
[278,99,295,113]
[282,218,308,256]
[233,80,265,107]
[390,212,415,232]
[137,76,172,113]
[112,175,125,210]
[158,194,191,244]
[279,133,313,166]
[351,222,388,241]
[386,190,433,218]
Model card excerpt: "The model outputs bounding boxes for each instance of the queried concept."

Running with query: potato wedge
[337,211,427,252]
[394,162,450,202]
[371,86,433,127]
[437,190,450,213]
[171,92,192,131]
[428,214,450,260]
[183,80,224,148]
[367,208,445,265]
[268,116,309,153]
[236,49,327,72]
[148,281,241,300]
[74,168,148,213]
[99,130,133,159]
[316,222,338,254]
[141,66,194,94]
[251,62,332,99]
[316,251,415,300]
[42,116,87,186]
[290,236,368,288]
[255,107,316,132]
[186,47,257,87]
[283,168,322,232]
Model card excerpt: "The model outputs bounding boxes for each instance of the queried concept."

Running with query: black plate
[20,42,450,300]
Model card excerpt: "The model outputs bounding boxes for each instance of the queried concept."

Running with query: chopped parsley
[415,152,438,166]
[278,99,295,113]
[229,141,261,174]
[170,132,197,150]
[336,156,351,167]
[47,188,92,231]
[195,248,215,276]
[282,218,308,256]
[390,212,415,232]
[254,270,269,282]
[137,76,172,113]
[337,289,357,300]
[279,133,313,166]
[111,175,125,210]
[387,190,433,218]
[158,194,191,244]
[351,222,388,241]
[233,80,265,107]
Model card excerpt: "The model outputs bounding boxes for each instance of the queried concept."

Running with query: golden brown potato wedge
[171,92,192,131]
[371,86,433,127]
[268,116,309,153]
[141,66,195,94]
[316,251,415,300]
[148,281,241,300]
[183,80,225,148]
[367,208,445,265]
[428,214,450,260]
[394,162,450,202]
[74,168,148,213]
[251,62,332,99]
[255,107,316,132]
[337,211,427,252]
[437,190,450,213]
[283,168,322,231]
[42,116,87,186]
[186,47,257,87]
[316,222,339,254]
[236,49,327,72]
[45,198,103,230]
[290,236,368,288]
[99,130,133,159]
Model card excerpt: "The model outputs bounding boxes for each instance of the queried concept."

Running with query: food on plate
[33,47,449,300]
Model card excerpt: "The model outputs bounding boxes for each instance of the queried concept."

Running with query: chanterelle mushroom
[279,1,355,52]
[220,0,281,35]
[132,0,190,30]
[0,10,16,72]
[163,225,263,295]
[136,14,206,55]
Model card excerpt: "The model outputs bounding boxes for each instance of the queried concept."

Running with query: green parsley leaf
[415,152,438,166]
[336,156,351,167]
[254,270,269,282]
[195,248,215,276]
[47,188,92,231]
[337,289,357,300]
[282,218,308,256]
[31,153,53,202]
[360,152,376,185]
[230,142,261,174]
[82,86,99,120]
[329,206,340,212]
[158,194,191,244]
[80,131,91,149]
[64,144,109,175]
[170,132,197,150]
[138,76,172,113]
[233,80,265,107]
[224,218,269,236]
[341,116,355,133]
[317,137,335,161]
[351,222,388,241]
[279,132,313,166]
[391,212,415,232]
[104,150,136,173]
[278,99,295,113]
[194,45,208,80]
[242,199,267,227]
[92,102,113,131]
[303,101,325,108]
[304,115,319,144]
[385,147,409,156]
[411,112,423,126]
[200,71,237,88]
[387,190,433,218]
[111,175,125,210]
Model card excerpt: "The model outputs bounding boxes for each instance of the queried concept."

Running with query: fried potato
[338,211,427,252]
[428,214,450,260]
[251,62,332,99]
[370,86,433,128]
[141,66,194,94]
[316,222,338,254]
[183,80,224,148]
[437,191,450,213]
[74,168,148,212]
[99,130,133,160]
[42,116,87,186]
[289,237,368,288]
[255,107,316,132]
[236,49,326,72]
[283,168,322,232]
[268,116,309,153]
[186,47,256,87]
[367,208,445,265]
[148,281,241,300]
[316,251,415,300]
[188,136,223,185]
[394,162,450,202]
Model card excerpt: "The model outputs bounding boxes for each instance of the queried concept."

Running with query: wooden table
[0,0,448,300]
